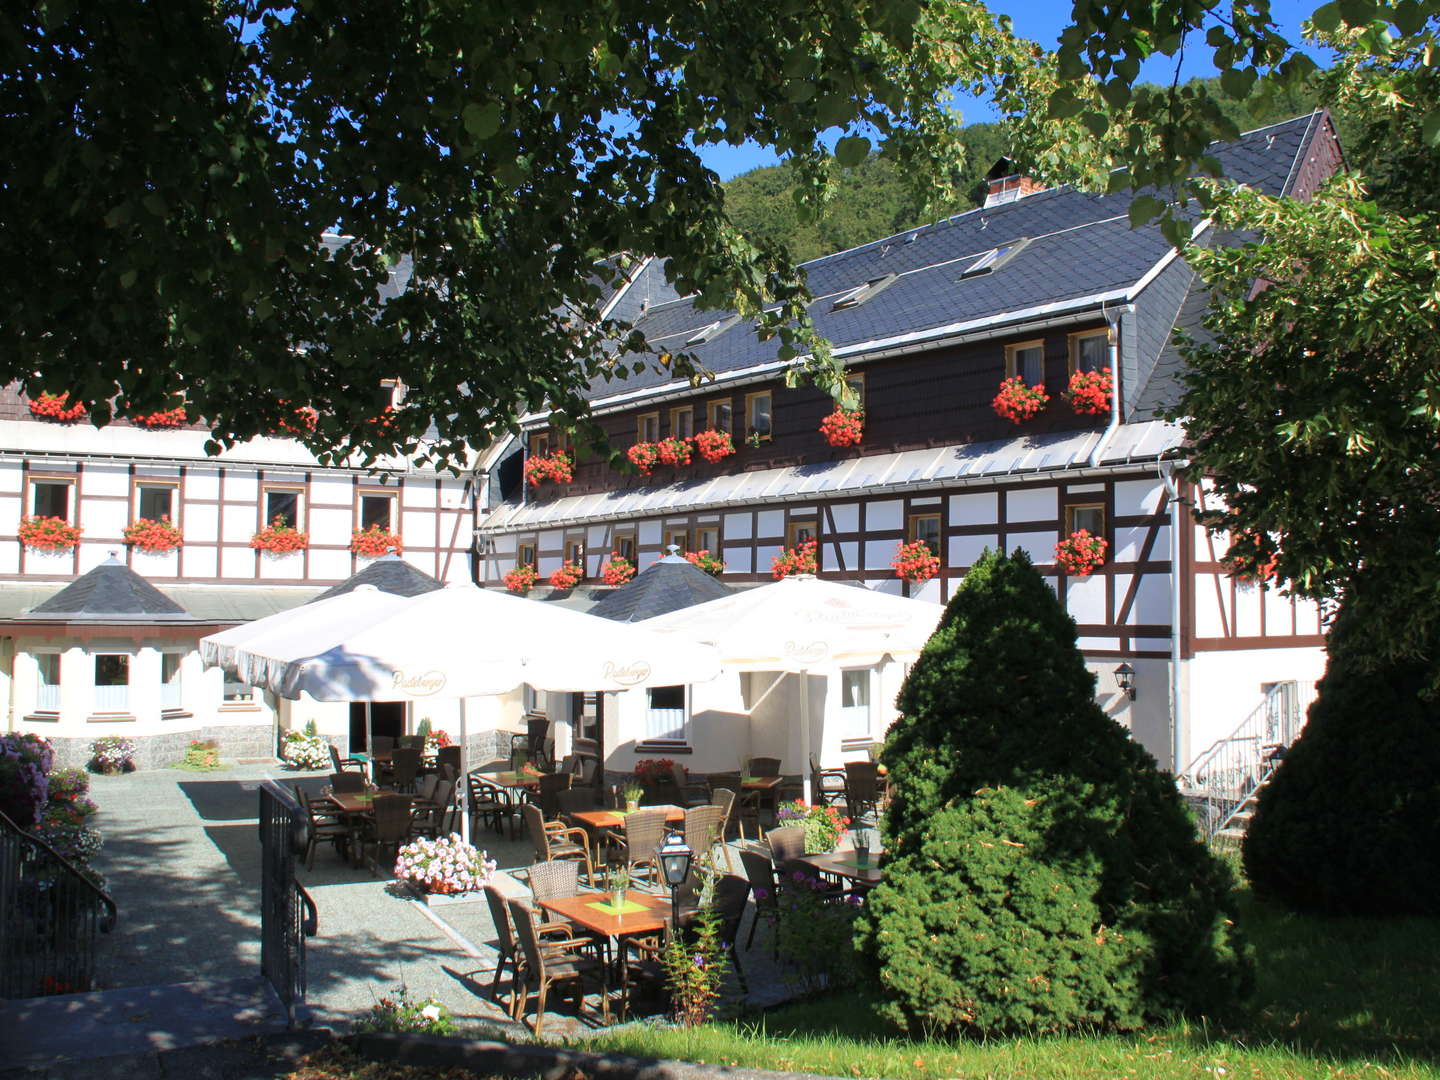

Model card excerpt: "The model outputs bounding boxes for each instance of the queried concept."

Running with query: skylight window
[959,237,1030,278]
[684,315,740,346]
[830,273,897,312]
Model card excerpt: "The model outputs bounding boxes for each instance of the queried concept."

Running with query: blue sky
[697,0,1325,181]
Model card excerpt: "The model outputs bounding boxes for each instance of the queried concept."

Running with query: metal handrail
[0,809,117,932]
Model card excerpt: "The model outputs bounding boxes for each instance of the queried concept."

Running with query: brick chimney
[983,158,1045,207]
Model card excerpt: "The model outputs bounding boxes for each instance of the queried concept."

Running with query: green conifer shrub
[1242,599,1440,916]
[860,549,1249,1036]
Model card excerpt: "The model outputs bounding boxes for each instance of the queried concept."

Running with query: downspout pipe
[1157,459,1188,775]
[1087,303,1135,467]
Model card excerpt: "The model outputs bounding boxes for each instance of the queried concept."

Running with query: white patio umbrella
[200,583,721,839]
[639,574,944,799]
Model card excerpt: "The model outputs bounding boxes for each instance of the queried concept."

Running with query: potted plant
[28,392,87,422]
[693,428,735,463]
[504,565,538,594]
[992,375,1049,423]
[891,539,940,584]
[394,834,498,895]
[250,516,309,555]
[352,524,402,557]
[745,429,766,449]
[524,450,575,487]
[1066,368,1113,415]
[819,407,864,447]
[606,864,631,909]
[656,436,693,467]
[134,406,188,428]
[18,516,82,552]
[633,758,676,788]
[280,730,330,770]
[272,404,319,436]
[1054,529,1108,577]
[771,537,818,579]
[627,442,660,475]
[684,549,725,576]
[90,735,136,775]
[621,783,644,813]
[123,516,183,553]
[776,799,850,853]
[600,553,636,586]
[549,561,584,589]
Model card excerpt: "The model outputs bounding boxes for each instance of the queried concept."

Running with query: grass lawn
[578,888,1440,1079]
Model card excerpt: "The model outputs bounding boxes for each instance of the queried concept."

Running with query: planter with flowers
[776,799,850,853]
[656,436,693,467]
[1066,369,1113,416]
[18,516,82,553]
[892,539,940,584]
[272,404,318,437]
[29,392,87,423]
[1054,529,1108,577]
[628,442,660,476]
[819,408,864,448]
[549,561,585,589]
[1223,529,1279,587]
[693,428,735,463]
[771,538,818,579]
[992,376,1049,424]
[423,728,453,756]
[524,451,574,487]
[90,736,136,776]
[250,517,309,555]
[281,731,330,771]
[685,549,725,576]
[601,553,636,586]
[504,565,538,594]
[134,406,188,429]
[123,517,183,553]
[352,525,402,558]
[633,758,677,792]
[396,834,498,897]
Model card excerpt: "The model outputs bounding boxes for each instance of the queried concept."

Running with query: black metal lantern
[657,830,693,927]
[1114,662,1137,701]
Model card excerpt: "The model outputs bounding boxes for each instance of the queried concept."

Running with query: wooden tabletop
[739,776,784,791]
[484,771,541,789]
[538,890,670,938]
[570,806,685,830]
[326,792,379,814]
[794,849,884,885]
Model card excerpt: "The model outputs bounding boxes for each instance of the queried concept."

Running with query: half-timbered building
[478,112,1344,775]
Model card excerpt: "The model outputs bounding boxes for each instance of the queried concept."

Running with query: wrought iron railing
[0,809,117,999]
[1177,680,1315,839]
[258,782,317,1027]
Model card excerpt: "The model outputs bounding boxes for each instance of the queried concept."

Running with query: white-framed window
[94,654,130,712]
[908,513,941,557]
[136,482,177,522]
[644,685,688,742]
[263,487,303,529]
[693,525,719,553]
[1065,503,1106,537]
[360,492,396,531]
[36,653,61,711]
[517,540,537,569]
[664,527,689,554]
[528,430,551,458]
[840,668,873,738]
[30,479,72,520]
[745,392,773,441]
[670,405,694,439]
[612,532,636,563]
[1069,330,1109,375]
[563,537,584,565]
[636,412,660,443]
[844,372,866,411]
[1005,340,1045,387]
[161,653,183,709]
[706,398,733,433]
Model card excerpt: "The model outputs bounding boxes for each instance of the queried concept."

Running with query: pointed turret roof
[309,554,445,602]
[589,547,731,623]
[19,554,201,623]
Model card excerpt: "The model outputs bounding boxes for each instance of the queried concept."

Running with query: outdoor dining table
[325,791,377,867]
[537,889,672,1006]
[568,806,686,830]
[793,849,884,888]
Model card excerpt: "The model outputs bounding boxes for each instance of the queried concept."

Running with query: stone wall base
[45,723,276,772]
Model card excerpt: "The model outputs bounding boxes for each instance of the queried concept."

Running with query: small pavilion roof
[16,554,202,624]
[589,548,731,623]
[310,555,445,602]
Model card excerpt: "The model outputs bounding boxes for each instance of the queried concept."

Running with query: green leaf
[1422,110,1440,147]
[834,135,870,167]
[1310,1,1343,31]
[1129,195,1165,227]
[461,102,500,139]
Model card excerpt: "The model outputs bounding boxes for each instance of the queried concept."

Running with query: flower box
[18,516,82,552]
[771,538,818,579]
[600,553,636,586]
[1066,369,1113,415]
[250,517,309,554]
[628,442,660,475]
[992,376,1049,424]
[776,800,850,853]
[892,539,940,584]
[524,451,574,487]
[1054,529,1108,577]
[693,428,735,463]
[135,406,188,429]
[819,408,864,448]
[352,525,402,557]
[504,565,538,594]
[395,834,497,897]
[656,436,694,467]
[123,517,183,553]
[685,549,725,576]
[29,392,87,423]
[272,404,318,436]
[549,561,584,589]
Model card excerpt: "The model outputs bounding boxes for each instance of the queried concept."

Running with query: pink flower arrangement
[549,561,585,589]
[123,516,183,553]
[628,442,660,475]
[693,428,735,463]
[771,538,818,579]
[684,549,725,576]
[524,451,574,487]
[1054,529,1108,577]
[17,516,81,551]
[819,408,864,447]
[394,834,497,895]
[352,525,403,557]
[601,553,637,586]
[1066,369,1113,415]
[992,376,1049,424]
[504,565,538,594]
[29,392,87,422]
[250,516,308,554]
[891,539,940,584]
[656,436,693,467]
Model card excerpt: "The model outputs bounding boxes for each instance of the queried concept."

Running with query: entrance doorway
[348,701,407,752]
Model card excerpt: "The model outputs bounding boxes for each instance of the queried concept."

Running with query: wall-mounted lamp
[1114,663,1136,701]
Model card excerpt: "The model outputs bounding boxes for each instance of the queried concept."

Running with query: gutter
[1157,459,1189,773]
[1087,303,1134,467]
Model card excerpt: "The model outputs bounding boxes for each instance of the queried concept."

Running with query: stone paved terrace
[81,762,790,1038]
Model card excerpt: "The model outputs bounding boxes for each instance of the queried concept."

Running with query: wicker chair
[483,885,524,1016]
[608,806,669,888]
[556,787,599,818]
[749,757,782,777]
[363,793,415,877]
[809,757,847,806]
[683,804,726,873]
[469,774,517,838]
[436,745,462,775]
[707,788,738,867]
[843,761,881,822]
[765,824,807,873]
[329,771,367,794]
[412,777,456,838]
[329,744,366,773]
[535,771,573,818]
[739,847,780,952]
[416,773,440,805]
[387,746,423,793]
[508,896,609,1036]
[713,872,753,993]
[521,802,596,886]
[295,787,351,870]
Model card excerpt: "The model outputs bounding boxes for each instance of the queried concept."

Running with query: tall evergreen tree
[861,549,1249,1036]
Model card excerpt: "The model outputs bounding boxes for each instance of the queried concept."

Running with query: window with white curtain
[94,654,130,712]
[840,668,872,737]
[36,654,60,711]
[161,654,183,709]
[644,685,688,742]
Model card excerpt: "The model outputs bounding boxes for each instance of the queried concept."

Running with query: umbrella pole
[365,701,374,781]
[800,669,813,804]
[459,696,470,844]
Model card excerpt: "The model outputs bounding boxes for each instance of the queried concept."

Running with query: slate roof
[15,556,202,624]
[579,114,1322,404]
[589,550,732,623]
[309,555,444,602]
